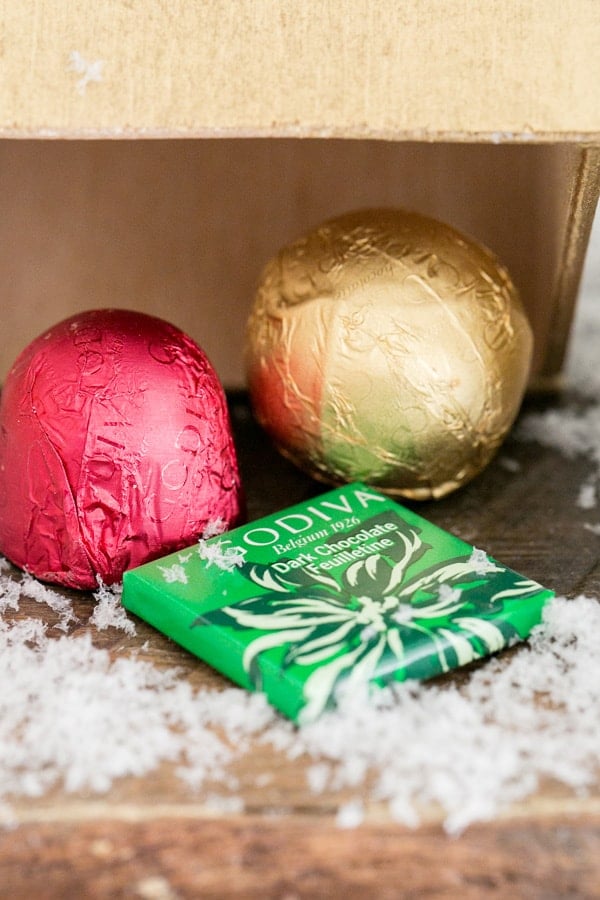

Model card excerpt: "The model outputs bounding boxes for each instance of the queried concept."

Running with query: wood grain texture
[1,393,600,897]
[0,140,597,387]
[0,0,599,138]
[1,816,599,898]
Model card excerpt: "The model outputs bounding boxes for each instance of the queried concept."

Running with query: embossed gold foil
[245,209,533,499]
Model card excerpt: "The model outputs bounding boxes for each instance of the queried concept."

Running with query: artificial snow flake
[20,572,77,632]
[307,762,331,794]
[89,579,136,637]
[0,576,21,616]
[336,800,365,829]
[577,481,597,510]
[498,456,521,473]
[203,518,228,538]
[68,50,104,95]
[158,563,189,585]
[392,606,415,624]
[360,624,381,642]
[438,583,462,604]
[197,539,246,572]
[469,547,500,576]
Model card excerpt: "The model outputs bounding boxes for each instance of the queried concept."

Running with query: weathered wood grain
[1,394,599,896]
[1,815,600,899]
[1,1,599,139]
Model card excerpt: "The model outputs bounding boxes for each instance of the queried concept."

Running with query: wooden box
[0,1,599,390]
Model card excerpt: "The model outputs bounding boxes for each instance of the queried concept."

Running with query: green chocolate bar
[122,483,553,724]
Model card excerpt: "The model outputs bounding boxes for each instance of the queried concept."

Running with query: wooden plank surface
[0,1,599,139]
[1,391,599,898]
[1,816,600,899]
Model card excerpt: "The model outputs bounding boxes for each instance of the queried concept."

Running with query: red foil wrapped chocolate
[0,309,243,589]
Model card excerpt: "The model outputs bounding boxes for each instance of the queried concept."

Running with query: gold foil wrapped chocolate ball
[245,209,533,499]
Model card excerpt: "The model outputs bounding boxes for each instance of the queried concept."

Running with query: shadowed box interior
[0,139,598,391]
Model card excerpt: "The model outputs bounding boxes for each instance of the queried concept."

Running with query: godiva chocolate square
[122,483,553,723]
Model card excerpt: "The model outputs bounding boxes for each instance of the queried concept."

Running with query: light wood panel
[0,1,599,139]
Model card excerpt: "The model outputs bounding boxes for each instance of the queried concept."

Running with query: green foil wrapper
[123,483,553,724]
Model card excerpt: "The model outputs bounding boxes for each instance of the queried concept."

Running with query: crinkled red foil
[0,309,243,589]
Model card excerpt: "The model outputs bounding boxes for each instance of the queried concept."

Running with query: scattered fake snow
[19,572,78,633]
[68,51,104,95]
[197,538,246,572]
[1,561,599,834]
[498,455,521,474]
[194,517,247,573]
[336,800,365,829]
[293,596,600,834]
[468,547,501,576]
[578,481,597,511]
[89,579,136,637]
